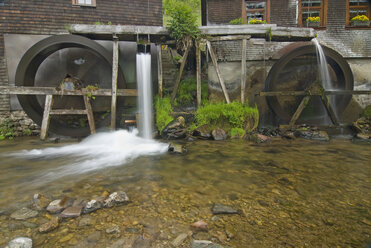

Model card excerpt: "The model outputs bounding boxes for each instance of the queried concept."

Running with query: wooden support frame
[111,35,119,130]
[241,39,247,103]
[84,95,96,134]
[157,44,163,98]
[170,47,189,104]
[206,40,231,104]
[40,95,54,140]
[196,41,202,108]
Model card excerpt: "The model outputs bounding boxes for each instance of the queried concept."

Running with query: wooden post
[111,35,119,130]
[157,44,163,98]
[321,94,339,125]
[83,95,96,134]
[206,40,231,104]
[40,95,53,140]
[241,39,247,103]
[196,41,202,108]
[289,96,310,127]
[170,47,189,104]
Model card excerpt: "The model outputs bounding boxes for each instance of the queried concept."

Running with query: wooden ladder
[40,94,96,140]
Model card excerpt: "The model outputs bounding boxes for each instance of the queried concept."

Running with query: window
[0,0,4,6]
[298,0,327,27]
[346,0,370,27]
[245,0,270,23]
[72,0,96,7]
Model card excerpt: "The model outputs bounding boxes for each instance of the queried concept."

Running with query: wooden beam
[111,35,119,130]
[321,95,339,125]
[84,95,96,134]
[171,47,189,104]
[207,35,251,42]
[206,40,230,104]
[196,42,202,108]
[259,90,371,97]
[50,109,87,115]
[241,38,247,103]
[40,95,53,140]
[289,96,310,127]
[0,86,137,96]
[157,44,163,98]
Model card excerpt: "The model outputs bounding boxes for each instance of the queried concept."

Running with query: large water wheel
[15,35,126,136]
[265,44,354,125]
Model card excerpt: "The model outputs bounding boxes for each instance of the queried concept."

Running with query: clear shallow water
[0,135,370,247]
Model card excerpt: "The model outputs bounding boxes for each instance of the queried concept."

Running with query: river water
[0,134,370,247]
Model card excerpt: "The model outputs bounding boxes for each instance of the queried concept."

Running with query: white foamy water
[137,52,153,139]
[11,130,168,177]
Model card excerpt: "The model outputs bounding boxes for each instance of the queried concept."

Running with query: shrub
[155,96,174,133]
[230,127,245,138]
[229,18,244,25]
[194,101,259,132]
[174,77,208,106]
[0,119,15,140]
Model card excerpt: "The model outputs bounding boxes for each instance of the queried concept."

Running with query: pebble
[38,216,59,233]
[211,203,238,215]
[83,199,103,214]
[171,233,188,247]
[6,237,32,248]
[103,191,130,208]
[10,208,38,220]
[191,240,224,248]
[87,231,101,242]
[191,221,209,232]
[60,206,83,218]
[78,216,94,227]
[106,225,121,234]
[59,233,74,243]
[46,197,73,214]
[32,193,50,210]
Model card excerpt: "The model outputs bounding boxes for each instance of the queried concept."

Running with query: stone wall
[0,111,40,137]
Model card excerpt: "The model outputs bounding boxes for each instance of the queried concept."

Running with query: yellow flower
[351,15,369,22]
[248,19,267,24]
[306,16,320,22]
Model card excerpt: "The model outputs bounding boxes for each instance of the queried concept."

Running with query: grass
[155,96,174,133]
[174,77,208,106]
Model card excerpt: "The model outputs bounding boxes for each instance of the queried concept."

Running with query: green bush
[230,127,245,138]
[194,101,259,132]
[229,18,244,25]
[155,96,174,133]
[362,105,371,118]
[174,77,208,106]
[0,119,15,140]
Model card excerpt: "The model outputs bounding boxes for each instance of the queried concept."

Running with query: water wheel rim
[265,44,354,124]
[15,34,126,137]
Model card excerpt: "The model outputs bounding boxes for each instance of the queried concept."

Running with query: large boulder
[162,116,187,140]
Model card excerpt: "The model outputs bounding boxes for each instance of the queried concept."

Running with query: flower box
[305,21,320,28]
[350,21,370,27]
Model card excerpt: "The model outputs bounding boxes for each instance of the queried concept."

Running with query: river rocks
[212,128,227,141]
[191,221,209,232]
[78,216,95,227]
[106,225,121,234]
[103,191,130,208]
[60,206,83,218]
[83,199,103,214]
[211,203,238,215]
[356,132,370,140]
[162,116,187,140]
[257,134,270,143]
[168,143,186,154]
[38,216,59,233]
[311,131,330,141]
[46,196,74,214]
[191,240,224,248]
[32,194,50,210]
[171,233,188,247]
[10,208,38,220]
[192,125,212,139]
[5,237,32,248]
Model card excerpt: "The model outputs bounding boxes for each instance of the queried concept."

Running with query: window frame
[244,0,271,24]
[298,0,328,28]
[346,0,370,27]
[72,0,96,7]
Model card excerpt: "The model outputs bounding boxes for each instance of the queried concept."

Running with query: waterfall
[312,38,337,118]
[136,47,153,139]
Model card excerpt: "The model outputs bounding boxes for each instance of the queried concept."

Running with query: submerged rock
[38,216,59,233]
[191,220,209,232]
[106,225,121,234]
[10,208,38,220]
[32,193,50,210]
[83,199,103,214]
[60,206,83,218]
[211,203,238,215]
[311,131,330,141]
[211,128,227,141]
[103,191,130,208]
[6,237,32,248]
[46,196,74,214]
[168,143,186,154]
[172,233,188,247]
[162,116,187,140]
[191,240,224,248]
